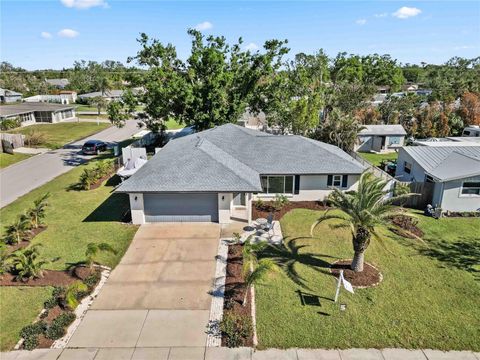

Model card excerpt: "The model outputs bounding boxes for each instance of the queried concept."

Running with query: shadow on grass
[83,193,131,222]
[419,237,480,280]
[260,237,338,289]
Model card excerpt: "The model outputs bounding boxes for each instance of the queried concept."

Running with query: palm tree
[311,172,415,272]
[8,244,58,281]
[85,242,117,270]
[28,192,50,229]
[89,96,108,115]
[5,214,31,245]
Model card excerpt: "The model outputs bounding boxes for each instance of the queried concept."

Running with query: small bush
[52,286,65,299]
[220,311,253,348]
[24,131,46,147]
[0,117,21,131]
[45,312,76,340]
[54,312,76,327]
[77,160,115,190]
[83,271,100,289]
[20,321,47,339]
[273,194,289,210]
[44,297,58,309]
[23,335,39,350]
[254,199,265,209]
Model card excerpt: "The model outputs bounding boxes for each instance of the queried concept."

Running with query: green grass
[77,114,110,120]
[358,152,398,166]
[0,287,53,351]
[75,105,98,112]
[0,152,32,169]
[165,118,184,130]
[0,158,138,350]
[255,209,480,350]
[8,122,111,149]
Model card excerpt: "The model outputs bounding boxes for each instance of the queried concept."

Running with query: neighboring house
[117,123,365,224]
[370,93,387,106]
[78,90,125,102]
[396,146,480,212]
[355,124,407,153]
[0,88,22,103]
[24,91,77,105]
[45,78,70,89]
[0,102,76,126]
[462,126,480,137]
[413,136,480,147]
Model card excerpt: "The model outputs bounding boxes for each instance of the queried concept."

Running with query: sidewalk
[1,347,478,360]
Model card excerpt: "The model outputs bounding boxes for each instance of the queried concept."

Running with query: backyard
[0,152,32,169]
[255,208,480,351]
[7,122,111,149]
[359,152,398,166]
[0,158,138,350]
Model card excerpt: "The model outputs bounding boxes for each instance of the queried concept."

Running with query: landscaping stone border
[51,266,110,349]
[206,238,229,347]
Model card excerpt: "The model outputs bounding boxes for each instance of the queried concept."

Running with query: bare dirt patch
[0,270,77,287]
[253,201,328,221]
[330,260,382,288]
[389,215,424,239]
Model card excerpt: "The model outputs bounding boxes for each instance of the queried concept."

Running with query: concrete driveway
[68,223,220,348]
[0,120,141,207]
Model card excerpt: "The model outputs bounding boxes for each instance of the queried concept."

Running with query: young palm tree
[28,192,50,229]
[5,214,31,245]
[85,242,117,270]
[311,172,414,272]
[8,244,58,281]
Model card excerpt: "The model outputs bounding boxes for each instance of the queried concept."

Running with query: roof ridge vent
[195,136,204,147]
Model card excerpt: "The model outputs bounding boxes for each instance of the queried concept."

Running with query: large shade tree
[311,172,414,272]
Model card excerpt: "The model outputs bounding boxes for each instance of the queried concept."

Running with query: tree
[4,214,31,245]
[311,172,414,272]
[28,193,50,229]
[118,30,289,132]
[85,242,117,270]
[459,92,480,126]
[89,96,108,115]
[8,245,58,281]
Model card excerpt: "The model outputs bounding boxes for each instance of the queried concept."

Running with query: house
[396,146,480,212]
[78,90,125,102]
[0,102,76,126]
[462,126,480,137]
[355,124,407,153]
[23,91,77,105]
[116,124,365,224]
[0,88,22,103]
[45,78,70,89]
[413,136,480,147]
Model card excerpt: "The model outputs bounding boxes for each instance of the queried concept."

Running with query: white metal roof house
[45,78,70,89]
[117,124,365,224]
[23,92,77,105]
[396,146,480,212]
[0,88,22,103]
[0,102,76,126]
[355,124,407,153]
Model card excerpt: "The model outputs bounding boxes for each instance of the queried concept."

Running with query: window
[404,162,412,174]
[260,175,294,194]
[425,175,435,183]
[461,182,480,196]
[388,136,402,145]
[333,175,342,187]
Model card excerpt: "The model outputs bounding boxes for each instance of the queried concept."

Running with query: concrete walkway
[0,120,141,208]
[1,347,478,360]
[67,223,220,349]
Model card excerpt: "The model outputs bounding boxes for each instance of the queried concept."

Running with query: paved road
[0,120,141,208]
[68,223,220,348]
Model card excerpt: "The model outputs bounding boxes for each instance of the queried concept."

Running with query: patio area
[221,217,283,245]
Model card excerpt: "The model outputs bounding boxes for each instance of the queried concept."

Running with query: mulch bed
[5,227,48,253]
[389,215,424,239]
[0,270,78,287]
[222,244,253,347]
[253,201,328,221]
[330,260,382,288]
[89,173,115,190]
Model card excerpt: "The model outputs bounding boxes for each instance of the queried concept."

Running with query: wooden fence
[399,181,435,210]
[0,133,25,152]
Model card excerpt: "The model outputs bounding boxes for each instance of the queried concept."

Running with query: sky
[1,0,479,70]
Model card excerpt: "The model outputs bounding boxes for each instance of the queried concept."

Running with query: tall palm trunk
[351,226,371,272]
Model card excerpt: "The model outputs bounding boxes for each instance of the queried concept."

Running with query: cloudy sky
[1,0,479,70]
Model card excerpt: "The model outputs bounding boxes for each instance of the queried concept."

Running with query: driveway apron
[67,223,220,348]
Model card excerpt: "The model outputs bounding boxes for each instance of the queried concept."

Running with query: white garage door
[144,193,219,223]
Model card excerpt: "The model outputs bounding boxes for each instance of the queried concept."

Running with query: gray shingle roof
[359,124,407,136]
[117,123,365,193]
[0,102,75,117]
[402,146,480,181]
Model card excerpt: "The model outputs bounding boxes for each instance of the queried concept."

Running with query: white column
[129,193,145,224]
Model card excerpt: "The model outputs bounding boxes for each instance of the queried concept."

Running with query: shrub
[254,199,265,209]
[44,296,58,309]
[220,311,252,348]
[27,193,50,229]
[4,214,31,245]
[83,271,100,289]
[20,321,47,339]
[64,281,88,310]
[52,286,65,299]
[273,194,289,210]
[0,117,21,131]
[23,335,39,350]
[77,160,115,190]
[45,312,75,340]
[8,245,58,281]
[24,130,46,147]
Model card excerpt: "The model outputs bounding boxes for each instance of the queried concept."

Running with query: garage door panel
[144,193,218,222]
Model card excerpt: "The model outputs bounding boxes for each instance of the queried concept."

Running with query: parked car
[82,140,107,155]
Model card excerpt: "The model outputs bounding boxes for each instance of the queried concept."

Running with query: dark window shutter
[327,175,333,186]
[342,175,348,188]
[294,175,300,194]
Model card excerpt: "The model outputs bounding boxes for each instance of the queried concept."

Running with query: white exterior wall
[129,193,145,224]
[395,149,428,182]
[439,176,480,212]
[218,193,233,224]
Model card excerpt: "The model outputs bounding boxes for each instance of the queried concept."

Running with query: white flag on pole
[340,272,355,294]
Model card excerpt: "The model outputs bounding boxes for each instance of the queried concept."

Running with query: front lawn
[255,209,480,350]
[165,118,184,130]
[77,114,110,120]
[0,152,32,169]
[0,158,138,350]
[8,122,111,149]
[358,152,398,166]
